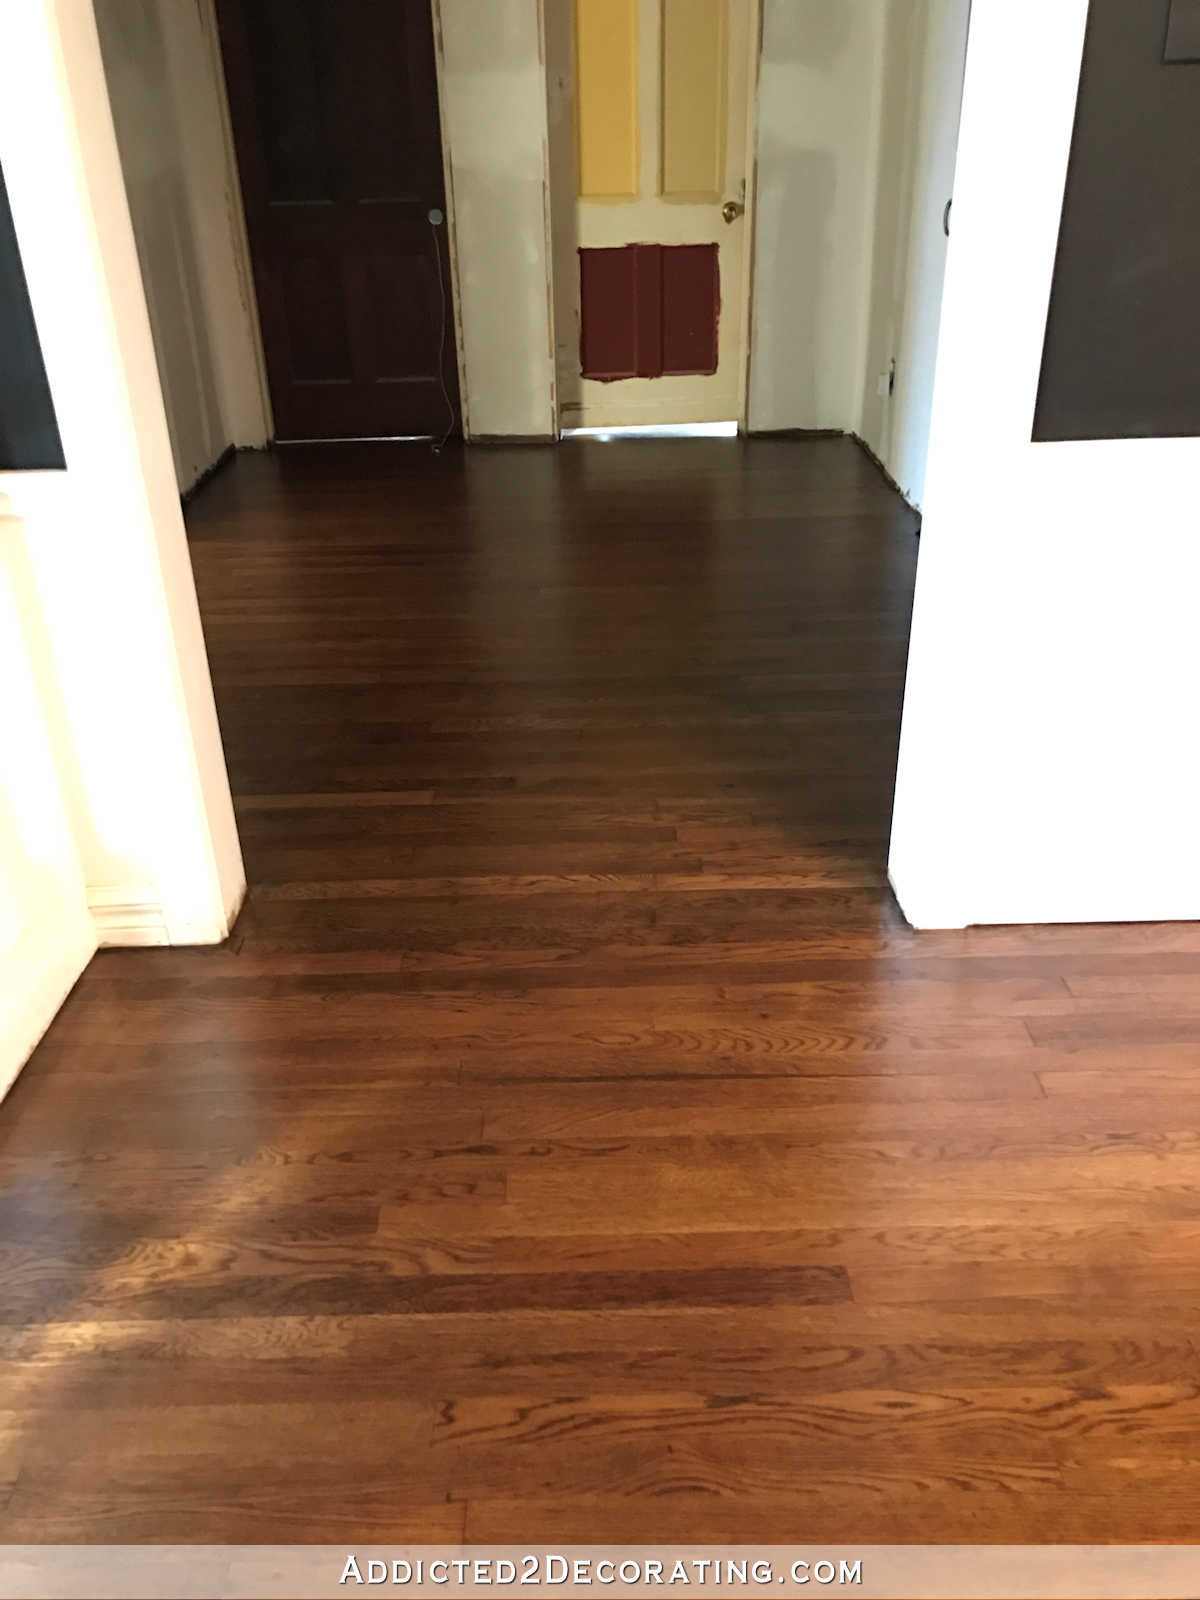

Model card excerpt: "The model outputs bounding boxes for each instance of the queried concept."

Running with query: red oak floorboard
[2,437,1197,1543]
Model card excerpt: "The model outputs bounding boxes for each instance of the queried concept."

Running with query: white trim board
[88,888,170,947]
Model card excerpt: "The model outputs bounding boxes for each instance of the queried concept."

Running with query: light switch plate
[1164,0,1200,62]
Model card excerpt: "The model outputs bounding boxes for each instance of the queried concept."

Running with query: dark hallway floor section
[5,438,1200,1542]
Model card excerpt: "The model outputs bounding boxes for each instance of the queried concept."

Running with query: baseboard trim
[88,890,169,947]
[849,433,922,522]
[743,429,922,521]
[467,433,557,446]
[746,427,846,440]
[180,443,236,506]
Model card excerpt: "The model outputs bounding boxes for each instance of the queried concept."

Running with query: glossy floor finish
[5,438,1200,1543]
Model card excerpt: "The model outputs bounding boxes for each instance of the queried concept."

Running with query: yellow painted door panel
[661,0,728,201]
[575,0,640,199]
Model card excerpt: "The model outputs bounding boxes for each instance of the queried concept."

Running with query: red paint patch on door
[579,243,719,381]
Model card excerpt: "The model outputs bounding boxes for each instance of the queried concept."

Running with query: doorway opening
[84,0,977,963]
[545,0,972,511]
[93,0,970,514]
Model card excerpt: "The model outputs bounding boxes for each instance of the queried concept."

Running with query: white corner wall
[434,0,556,441]
[857,0,925,469]
[0,480,96,1089]
[2,0,245,947]
[859,0,969,508]
[889,0,1200,930]
[747,0,887,434]
[95,0,270,492]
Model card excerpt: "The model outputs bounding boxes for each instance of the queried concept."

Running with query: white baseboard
[88,889,170,947]
[87,878,245,947]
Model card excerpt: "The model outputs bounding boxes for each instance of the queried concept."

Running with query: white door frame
[432,0,557,443]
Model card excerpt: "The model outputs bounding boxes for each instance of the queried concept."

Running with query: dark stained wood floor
[4,437,1200,1543]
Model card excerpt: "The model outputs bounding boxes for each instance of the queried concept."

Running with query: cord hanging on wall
[428,210,456,452]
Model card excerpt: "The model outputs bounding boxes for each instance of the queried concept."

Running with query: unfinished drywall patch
[747,0,886,433]
[95,0,269,492]
[435,0,556,440]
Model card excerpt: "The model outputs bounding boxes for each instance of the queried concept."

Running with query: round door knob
[721,199,744,224]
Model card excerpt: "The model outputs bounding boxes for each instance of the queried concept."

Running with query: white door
[548,0,758,430]
[0,488,95,1097]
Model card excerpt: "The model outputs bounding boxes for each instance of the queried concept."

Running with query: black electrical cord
[428,209,457,454]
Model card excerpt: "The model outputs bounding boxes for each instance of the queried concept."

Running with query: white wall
[0,482,95,1093]
[747,0,887,434]
[882,0,968,508]
[2,0,245,948]
[95,0,269,491]
[745,0,968,502]
[859,0,969,507]
[435,0,556,440]
[889,0,1200,929]
[857,0,924,467]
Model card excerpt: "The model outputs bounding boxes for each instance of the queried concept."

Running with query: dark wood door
[216,0,459,441]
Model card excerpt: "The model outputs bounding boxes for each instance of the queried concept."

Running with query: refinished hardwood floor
[4,437,1200,1542]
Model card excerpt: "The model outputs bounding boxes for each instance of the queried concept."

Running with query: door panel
[580,243,719,380]
[551,0,757,428]
[216,0,459,440]
[661,0,728,201]
[576,0,639,199]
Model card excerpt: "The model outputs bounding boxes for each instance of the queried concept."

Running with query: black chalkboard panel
[1034,0,1200,441]
[0,162,65,471]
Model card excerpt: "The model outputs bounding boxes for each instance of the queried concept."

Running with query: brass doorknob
[721,199,744,224]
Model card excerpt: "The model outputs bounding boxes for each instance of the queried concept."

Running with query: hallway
[3,437,1200,1541]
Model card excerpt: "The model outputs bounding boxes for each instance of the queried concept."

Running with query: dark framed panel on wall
[0,163,64,470]
[1034,0,1200,441]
